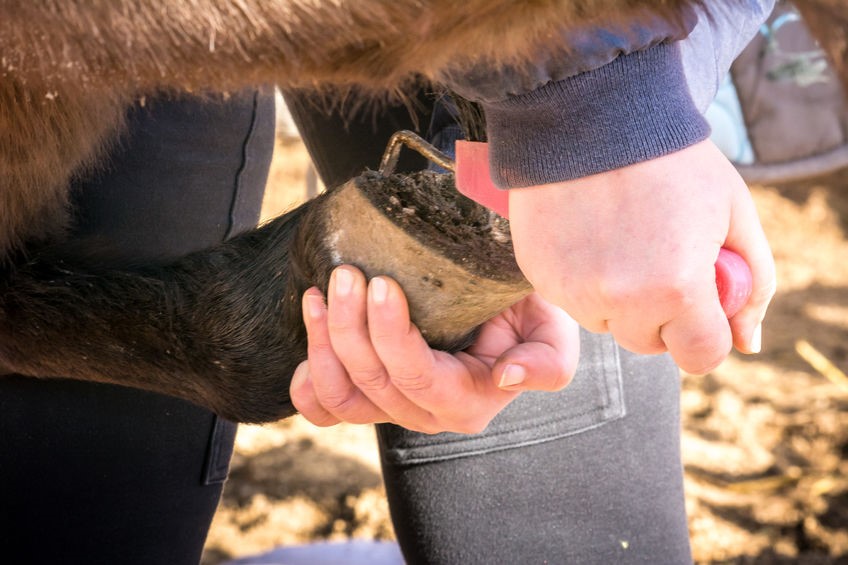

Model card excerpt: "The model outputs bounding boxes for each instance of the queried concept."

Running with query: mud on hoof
[294,170,531,352]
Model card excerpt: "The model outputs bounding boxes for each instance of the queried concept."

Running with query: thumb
[492,293,581,392]
[724,183,777,354]
[493,339,580,392]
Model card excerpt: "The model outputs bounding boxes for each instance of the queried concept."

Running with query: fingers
[289,361,340,427]
[606,318,666,356]
[327,268,441,432]
[365,276,446,408]
[291,283,392,426]
[365,275,508,430]
[494,343,575,391]
[489,294,581,391]
[725,189,777,354]
[290,267,447,433]
[659,281,733,375]
[603,259,733,374]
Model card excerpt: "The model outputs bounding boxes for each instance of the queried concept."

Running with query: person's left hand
[290,265,580,434]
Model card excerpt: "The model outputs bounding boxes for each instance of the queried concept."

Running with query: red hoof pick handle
[714,248,752,318]
[455,140,754,318]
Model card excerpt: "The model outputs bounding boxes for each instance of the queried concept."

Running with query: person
[287,1,777,563]
[0,3,777,565]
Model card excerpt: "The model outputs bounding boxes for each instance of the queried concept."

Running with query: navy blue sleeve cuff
[482,41,710,188]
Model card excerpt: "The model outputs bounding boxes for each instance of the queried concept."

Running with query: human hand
[290,265,580,434]
[508,139,776,375]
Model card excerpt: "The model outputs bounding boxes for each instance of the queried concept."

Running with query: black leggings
[286,90,693,564]
[0,91,274,564]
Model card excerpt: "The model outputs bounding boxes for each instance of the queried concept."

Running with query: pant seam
[226,90,262,241]
[380,336,627,466]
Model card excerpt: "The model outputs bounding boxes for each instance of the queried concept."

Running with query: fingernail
[499,364,526,389]
[333,268,353,297]
[370,277,388,304]
[749,323,762,354]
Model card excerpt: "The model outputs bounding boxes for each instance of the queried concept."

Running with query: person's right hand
[508,140,776,374]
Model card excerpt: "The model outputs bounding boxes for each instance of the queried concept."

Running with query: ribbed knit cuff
[482,41,710,188]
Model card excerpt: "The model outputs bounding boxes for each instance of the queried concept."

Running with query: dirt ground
[202,137,848,564]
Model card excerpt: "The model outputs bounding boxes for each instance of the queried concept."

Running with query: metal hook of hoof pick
[379,130,456,176]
